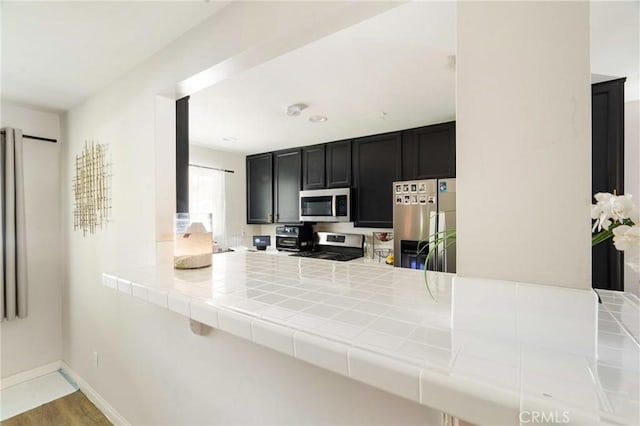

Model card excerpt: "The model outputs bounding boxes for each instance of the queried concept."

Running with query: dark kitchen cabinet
[274,149,302,223]
[302,144,325,190]
[246,153,273,224]
[402,121,455,180]
[592,78,626,291]
[326,140,352,188]
[353,132,402,228]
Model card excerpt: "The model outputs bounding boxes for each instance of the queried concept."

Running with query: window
[189,166,225,241]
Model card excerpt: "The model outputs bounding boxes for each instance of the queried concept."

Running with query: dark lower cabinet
[592,78,626,291]
[274,149,302,223]
[402,121,455,180]
[326,140,352,188]
[353,132,402,228]
[246,153,273,224]
[302,144,325,190]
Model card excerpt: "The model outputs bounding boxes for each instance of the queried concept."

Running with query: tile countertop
[103,251,639,425]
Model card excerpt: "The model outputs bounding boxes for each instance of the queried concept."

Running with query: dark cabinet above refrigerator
[402,121,456,180]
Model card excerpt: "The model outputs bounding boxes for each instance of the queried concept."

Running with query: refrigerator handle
[437,211,446,272]
[428,210,437,271]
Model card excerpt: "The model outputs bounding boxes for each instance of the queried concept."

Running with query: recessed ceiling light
[221,136,237,143]
[286,103,307,116]
[309,115,328,123]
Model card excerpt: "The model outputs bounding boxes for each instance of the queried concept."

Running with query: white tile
[218,310,252,340]
[352,301,391,316]
[131,283,148,300]
[303,303,343,318]
[190,300,219,328]
[348,348,421,402]
[595,364,639,400]
[287,313,327,329]
[333,310,377,327]
[277,298,313,312]
[117,278,132,295]
[599,331,638,351]
[323,295,359,309]
[597,345,640,371]
[516,283,597,358]
[384,307,425,324]
[294,332,349,376]
[275,287,308,297]
[315,320,363,341]
[167,293,190,316]
[102,273,117,289]
[147,288,168,308]
[367,317,416,338]
[254,293,289,305]
[256,283,287,293]
[452,353,519,391]
[452,276,518,341]
[520,369,599,416]
[396,341,454,370]
[599,319,623,334]
[355,330,404,352]
[520,345,593,385]
[233,299,267,313]
[259,306,297,320]
[251,320,294,356]
[296,291,331,303]
[408,326,452,350]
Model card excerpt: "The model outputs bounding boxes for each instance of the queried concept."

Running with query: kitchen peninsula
[104,252,639,425]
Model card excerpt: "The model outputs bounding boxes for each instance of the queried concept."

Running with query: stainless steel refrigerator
[392,179,456,272]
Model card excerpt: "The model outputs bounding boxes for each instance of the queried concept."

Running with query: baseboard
[0,360,62,390]
[60,361,131,426]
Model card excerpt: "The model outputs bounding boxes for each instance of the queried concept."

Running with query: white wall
[0,102,62,377]
[456,2,592,289]
[624,100,640,296]
[60,3,441,424]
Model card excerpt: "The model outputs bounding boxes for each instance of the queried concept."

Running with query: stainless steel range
[290,232,365,262]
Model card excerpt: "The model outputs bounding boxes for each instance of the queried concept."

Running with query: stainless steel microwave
[299,188,351,222]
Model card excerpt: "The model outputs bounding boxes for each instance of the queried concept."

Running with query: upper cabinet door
[246,153,273,224]
[274,149,302,224]
[353,132,402,228]
[302,144,326,190]
[402,121,456,180]
[326,140,352,188]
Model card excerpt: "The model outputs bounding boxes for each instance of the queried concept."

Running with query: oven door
[276,236,301,252]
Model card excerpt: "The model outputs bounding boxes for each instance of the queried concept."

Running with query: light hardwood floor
[1,390,111,426]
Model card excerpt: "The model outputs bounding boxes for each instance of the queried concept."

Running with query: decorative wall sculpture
[72,141,111,236]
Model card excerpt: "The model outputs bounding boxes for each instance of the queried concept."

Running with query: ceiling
[1,1,637,137]
[1,1,225,112]
[189,2,457,155]
[189,1,639,154]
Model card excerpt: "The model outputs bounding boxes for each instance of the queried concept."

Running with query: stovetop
[289,251,361,262]
[289,231,365,262]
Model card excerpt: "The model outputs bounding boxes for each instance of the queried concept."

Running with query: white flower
[612,224,640,251]
[591,193,638,231]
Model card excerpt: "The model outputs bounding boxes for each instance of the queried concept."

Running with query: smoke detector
[286,103,307,116]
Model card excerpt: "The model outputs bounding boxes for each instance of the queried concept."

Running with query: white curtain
[189,166,226,242]
[1,128,28,321]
